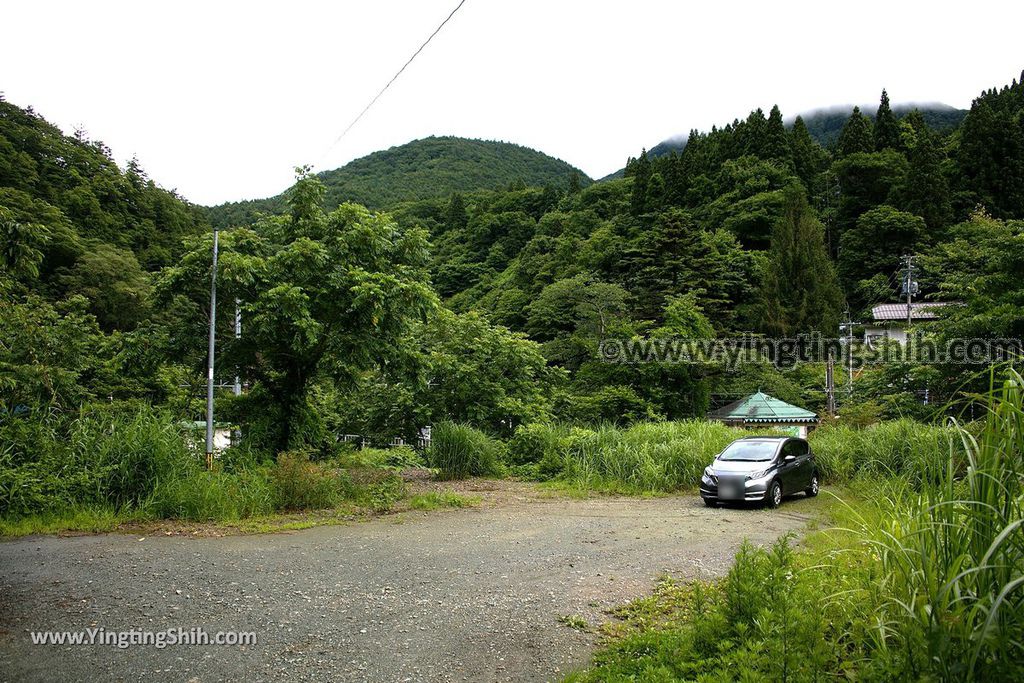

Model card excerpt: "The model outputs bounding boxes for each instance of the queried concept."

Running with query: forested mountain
[206,136,591,228]
[601,102,968,179]
[3,71,1024,439]
[375,74,1024,422]
[0,96,207,329]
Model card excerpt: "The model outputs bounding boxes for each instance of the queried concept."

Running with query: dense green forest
[4,72,1024,444]
[600,101,969,180]
[206,136,591,228]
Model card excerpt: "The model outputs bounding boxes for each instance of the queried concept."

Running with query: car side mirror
[783,455,796,463]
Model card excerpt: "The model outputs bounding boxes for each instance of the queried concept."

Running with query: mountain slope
[207,136,591,228]
[600,103,968,180]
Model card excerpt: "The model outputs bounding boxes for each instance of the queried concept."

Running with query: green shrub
[427,422,505,479]
[356,472,406,512]
[269,450,353,511]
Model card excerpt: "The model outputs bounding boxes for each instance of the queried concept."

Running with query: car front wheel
[766,480,783,509]
[703,497,716,507]
[805,473,819,497]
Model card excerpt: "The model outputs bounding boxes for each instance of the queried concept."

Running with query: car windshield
[717,440,778,462]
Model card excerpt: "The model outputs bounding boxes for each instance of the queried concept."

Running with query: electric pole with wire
[901,254,918,326]
[839,316,860,399]
[205,227,219,470]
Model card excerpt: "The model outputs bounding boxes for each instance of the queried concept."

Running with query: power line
[319,0,469,164]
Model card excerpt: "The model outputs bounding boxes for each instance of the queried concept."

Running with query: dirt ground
[0,484,820,682]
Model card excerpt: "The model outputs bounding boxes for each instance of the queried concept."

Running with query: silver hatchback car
[699,436,820,508]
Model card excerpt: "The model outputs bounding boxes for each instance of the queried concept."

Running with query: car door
[777,440,800,493]
[792,439,812,488]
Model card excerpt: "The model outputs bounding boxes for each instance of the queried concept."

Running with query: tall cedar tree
[898,111,953,230]
[789,116,827,193]
[836,106,875,156]
[760,184,845,335]
[874,89,902,151]
[629,149,652,216]
[765,105,790,161]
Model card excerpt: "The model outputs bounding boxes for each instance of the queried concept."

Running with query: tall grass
[511,420,740,493]
[809,418,962,483]
[427,421,505,480]
[0,406,194,516]
[0,405,413,530]
[851,371,1024,679]
[510,418,963,494]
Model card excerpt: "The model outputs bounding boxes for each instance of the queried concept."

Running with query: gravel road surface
[0,491,815,682]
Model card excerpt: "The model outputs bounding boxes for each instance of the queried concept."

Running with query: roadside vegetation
[567,372,1023,682]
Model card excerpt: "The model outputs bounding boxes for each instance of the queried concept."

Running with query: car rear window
[718,441,778,461]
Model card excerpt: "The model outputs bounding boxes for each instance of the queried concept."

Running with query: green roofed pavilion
[706,391,818,437]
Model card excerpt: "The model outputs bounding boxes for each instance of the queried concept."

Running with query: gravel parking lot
[0,491,815,682]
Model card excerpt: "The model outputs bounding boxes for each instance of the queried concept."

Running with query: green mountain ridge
[600,103,969,180]
[206,136,592,228]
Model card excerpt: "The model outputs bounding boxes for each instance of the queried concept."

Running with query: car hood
[711,459,774,475]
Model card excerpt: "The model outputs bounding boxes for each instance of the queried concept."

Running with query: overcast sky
[3,0,1022,206]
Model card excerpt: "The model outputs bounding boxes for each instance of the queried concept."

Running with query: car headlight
[747,467,772,480]
[703,466,717,484]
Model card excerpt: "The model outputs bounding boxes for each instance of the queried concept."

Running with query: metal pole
[233,300,242,397]
[847,322,853,396]
[205,228,219,470]
[825,354,835,417]
[904,255,914,326]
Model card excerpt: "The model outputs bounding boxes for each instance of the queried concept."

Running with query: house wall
[864,325,908,345]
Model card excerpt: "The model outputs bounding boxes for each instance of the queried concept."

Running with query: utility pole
[839,316,860,399]
[825,353,836,417]
[901,254,917,326]
[205,228,219,471]
[233,300,242,397]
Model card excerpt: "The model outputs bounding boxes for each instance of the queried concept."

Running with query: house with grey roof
[863,302,953,345]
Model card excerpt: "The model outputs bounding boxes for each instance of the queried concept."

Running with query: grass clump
[427,421,505,480]
[270,450,353,511]
[0,405,195,518]
[408,491,480,510]
[557,614,590,632]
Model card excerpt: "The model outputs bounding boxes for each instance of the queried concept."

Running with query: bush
[337,445,424,470]
[269,450,354,511]
[508,422,569,466]
[427,422,505,479]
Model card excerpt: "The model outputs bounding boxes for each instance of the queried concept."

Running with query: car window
[718,440,778,461]
[794,440,809,455]
[782,440,808,457]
